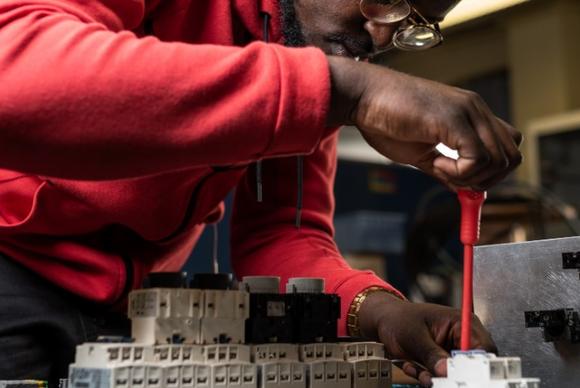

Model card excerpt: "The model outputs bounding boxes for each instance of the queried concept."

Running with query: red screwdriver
[457,190,487,351]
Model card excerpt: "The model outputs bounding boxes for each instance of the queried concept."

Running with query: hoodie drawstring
[258,12,304,229]
[295,155,304,228]
[254,13,269,203]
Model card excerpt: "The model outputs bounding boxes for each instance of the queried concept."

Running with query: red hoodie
[0,0,402,335]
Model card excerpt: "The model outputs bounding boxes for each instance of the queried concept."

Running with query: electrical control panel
[66,270,543,388]
[474,236,580,387]
[67,274,391,388]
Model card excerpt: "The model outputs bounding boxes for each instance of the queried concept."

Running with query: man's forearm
[0,2,331,180]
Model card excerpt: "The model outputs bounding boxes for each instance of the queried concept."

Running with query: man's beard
[279,0,306,47]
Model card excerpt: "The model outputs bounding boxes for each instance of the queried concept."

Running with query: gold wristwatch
[347,286,404,338]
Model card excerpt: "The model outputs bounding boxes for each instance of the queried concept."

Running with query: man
[0,0,519,385]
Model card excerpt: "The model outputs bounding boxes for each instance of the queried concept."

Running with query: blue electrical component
[450,349,487,357]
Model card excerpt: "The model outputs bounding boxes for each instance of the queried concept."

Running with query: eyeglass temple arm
[408,3,440,27]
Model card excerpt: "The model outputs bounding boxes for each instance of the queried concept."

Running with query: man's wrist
[326,56,366,127]
[348,286,406,339]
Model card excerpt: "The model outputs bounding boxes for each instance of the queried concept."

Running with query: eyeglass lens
[395,25,442,50]
[360,0,411,24]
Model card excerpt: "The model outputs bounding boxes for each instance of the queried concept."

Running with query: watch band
[347,286,404,338]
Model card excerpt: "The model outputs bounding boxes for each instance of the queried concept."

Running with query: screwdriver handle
[458,189,486,351]
[458,190,487,245]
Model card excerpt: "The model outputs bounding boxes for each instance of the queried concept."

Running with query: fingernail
[434,359,447,376]
[419,371,433,387]
[404,365,418,377]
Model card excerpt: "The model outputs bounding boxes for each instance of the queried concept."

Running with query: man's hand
[357,292,497,386]
[327,56,522,191]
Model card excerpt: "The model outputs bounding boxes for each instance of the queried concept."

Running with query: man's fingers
[402,362,419,378]
[473,169,513,191]
[461,99,522,186]
[432,92,522,189]
[421,345,449,378]
[403,328,450,379]
[432,152,488,187]
[462,104,511,184]
[418,370,434,387]
[466,96,509,177]
[431,113,494,186]
[495,117,524,168]
[350,61,523,191]
[434,358,447,377]
[401,361,434,387]
[472,336,499,355]
[471,316,499,354]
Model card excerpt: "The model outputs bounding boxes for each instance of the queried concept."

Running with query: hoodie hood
[144,0,282,45]
[232,0,283,44]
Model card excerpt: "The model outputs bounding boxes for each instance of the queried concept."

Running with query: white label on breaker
[130,292,158,317]
[70,368,112,388]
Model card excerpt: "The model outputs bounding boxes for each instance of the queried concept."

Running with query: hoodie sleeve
[231,133,405,336]
[0,0,329,179]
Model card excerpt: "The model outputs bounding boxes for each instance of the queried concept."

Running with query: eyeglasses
[360,0,443,52]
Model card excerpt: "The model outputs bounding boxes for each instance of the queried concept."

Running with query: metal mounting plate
[474,236,580,388]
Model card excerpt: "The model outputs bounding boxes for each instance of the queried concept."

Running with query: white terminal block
[151,345,204,364]
[432,379,540,388]
[339,343,385,361]
[161,365,180,388]
[448,353,520,381]
[73,343,153,368]
[286,278,324,294]
[201,290,250,344]
[69,366,131,388]
[128,288,250,345]
[179,364,211,388]
[240,277,280,294]
[260,361,306,388]
[252,344,300,363]
[432,352,540,388]
[129,364,147,388]
[351,359,391,388]
[136,364,202,388]
[150,344,251,365]
[307,360,351,388]
[70,363,217,388]
[128,288,203,345]
[299,343,342,362]
[211,363,257,388]
[203,345,252,364]
[143,365,163,388]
